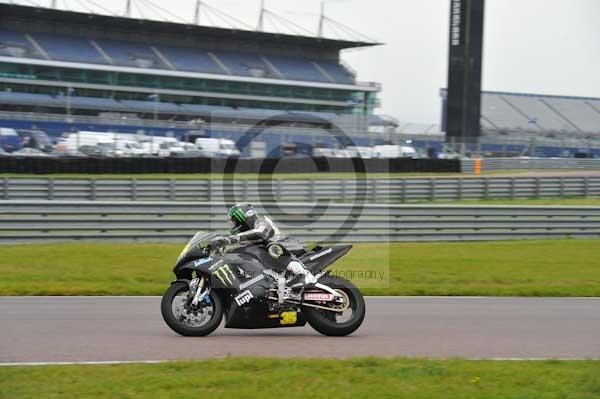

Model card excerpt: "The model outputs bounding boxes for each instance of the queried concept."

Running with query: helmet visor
[228,217,241,234]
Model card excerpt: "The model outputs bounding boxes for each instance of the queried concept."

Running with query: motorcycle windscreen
[177,231,220,261]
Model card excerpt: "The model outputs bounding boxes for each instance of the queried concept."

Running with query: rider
[210,203,318,289]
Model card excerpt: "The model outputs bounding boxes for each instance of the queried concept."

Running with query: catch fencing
[462,158,600,173]
[1,201,599,243]
[1,175,599,203]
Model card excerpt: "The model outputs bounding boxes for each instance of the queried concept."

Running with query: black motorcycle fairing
[170,278,192,286]
[300,244,353,274]
[225,301,306,329]
[228,244,292,272]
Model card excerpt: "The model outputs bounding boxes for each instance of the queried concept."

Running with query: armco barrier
[462,158,600,172]
[0,156,459,174]
[1,201,599,243]
[1,175,599,203]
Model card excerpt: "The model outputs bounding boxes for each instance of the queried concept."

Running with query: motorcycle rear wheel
[303,277,365,336]
[161,281,223,337]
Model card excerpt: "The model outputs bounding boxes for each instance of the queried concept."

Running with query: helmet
[227,203,257,234]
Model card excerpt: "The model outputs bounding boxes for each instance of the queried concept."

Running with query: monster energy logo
[212,264,235,286]
[229,208,246,224]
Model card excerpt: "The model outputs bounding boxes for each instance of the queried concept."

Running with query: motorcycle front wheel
[303,276,366,337]
[161,280,223,336]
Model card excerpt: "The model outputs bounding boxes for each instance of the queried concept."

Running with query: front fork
[188,276,211,306]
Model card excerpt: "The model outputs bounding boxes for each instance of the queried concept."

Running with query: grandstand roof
[0,3,381,51]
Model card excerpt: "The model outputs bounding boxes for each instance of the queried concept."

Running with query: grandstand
[0,3,383,154]
[436,90,600,157]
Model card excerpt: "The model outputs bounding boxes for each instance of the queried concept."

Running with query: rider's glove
[210,236,229,248]
[211,235,240,248]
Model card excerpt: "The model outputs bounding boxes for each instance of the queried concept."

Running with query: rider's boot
[286,260,318,291]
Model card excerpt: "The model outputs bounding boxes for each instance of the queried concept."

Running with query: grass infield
[1,239,599,296]
[1,357,599,399]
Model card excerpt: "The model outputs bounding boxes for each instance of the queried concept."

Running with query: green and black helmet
[227,203,257,234]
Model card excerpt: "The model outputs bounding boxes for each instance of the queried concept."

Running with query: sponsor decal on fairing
[234,290,254,306]
[238,274,265,290]
[208,260,225,272]
[194,257,213,266]
[212,264,235,286]
[304,292,334,301]
[309,248,333,261]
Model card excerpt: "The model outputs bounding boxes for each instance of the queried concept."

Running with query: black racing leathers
[228,216,281,245]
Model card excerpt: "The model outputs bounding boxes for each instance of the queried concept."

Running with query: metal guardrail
[462,158,600,172]
[1,176,599,203]
[2,201,599,243]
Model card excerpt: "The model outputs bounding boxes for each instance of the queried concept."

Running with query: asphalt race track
[1,296,599,364]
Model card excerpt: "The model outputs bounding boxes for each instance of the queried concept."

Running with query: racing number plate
[280,311,297,325]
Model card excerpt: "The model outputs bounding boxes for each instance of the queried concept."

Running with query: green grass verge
[1,358,599,399]
[1,239,600,296]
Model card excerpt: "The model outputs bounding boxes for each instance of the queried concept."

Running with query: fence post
[131,178,137,201]
[169,179,176,201]
[429,178,435,201]
[484,178,490,199]
[309,179,315,202]
[371,179,377,202]
[510,177,515,199]
[207,179,212,202]
[48,178,54,200]
[535,177,541,199]
[457,178,463,200]
[275,179,280,200]
[560,177,565,198]
[90,178,96,200]
[584,176,590,198]
[3,177,8,200]
[401,179,407,203]
[341,178,346,202]
[242,179,248,201]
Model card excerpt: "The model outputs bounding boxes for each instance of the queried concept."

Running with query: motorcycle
[161,232,366,337]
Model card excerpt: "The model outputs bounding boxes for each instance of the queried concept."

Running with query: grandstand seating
[94,39,167,69]
[503,95,574,132]
[0,29,356,85]
[0,91,56,105]
[478,92,600,135]
[31,33,106,65]
[0,90,356,123]
[480,93,533,131]
[315,60,354,85]
[544,98,600,133]
[0,29,39,58]
[156,45,224,75]
[213,51,271,78]
[118,99,182,113]
[263,55,331,83]
[55,95,122,110]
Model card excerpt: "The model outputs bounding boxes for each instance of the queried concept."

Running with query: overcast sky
[7,0,600,124]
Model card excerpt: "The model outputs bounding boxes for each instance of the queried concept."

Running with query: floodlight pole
[317,1,325,37]
[51,0,57,9]
[125,0,132,17]
[257,0,265,31]
[194,0,202,25]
